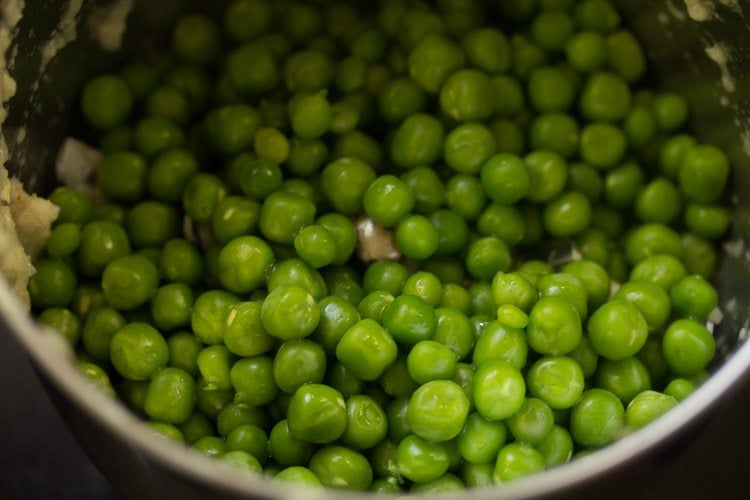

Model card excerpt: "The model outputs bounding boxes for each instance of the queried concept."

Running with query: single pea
[146,148,199,203]
[28,259,77,309]
[126,201,179,249]
[262,284,320,341]
[143,367,196,424]
[439,69,495,122]
[574,0,621,33]
[159,238,203,287]
[45,222,81,259]
[493,443,545,483]
[662,319,716,376]
[334,317,397,381]
[473,320,528,370]
[363,175,415,227]
[630,254,687,291]
[172,14,220,64]
[101,254,158,311]
[231,355,277,407]
[561,260,611,311]
[624,223,683,265]
[566,31,607,73]
[390,113,446,169]
[445,174,488,221]
[625,390,679,429]
[492,272,538,312]
[167,332,202,377]
[580,122,626,169]
[670,275,718,321]
[682,232,718,279]
[611,281,669,333]
[228,42,278,96]
[259,191,316,245]
[529,113,579,160]
[267,258,327,300]
[527,296,582,356]
[274,466,323,488]
[270,338,323,398]
[527,356,585,410]
[238,157,283,201]
[395,215,439,261]
[528,66,576,113]
[182,173,227,224]
[224,0,271,41]
[97,151,148,202]
[290,91,333,139]
[543,191,592,237]
[507,397,555,445]
[457,412,507,465]
[80,74,133,129]
[596,355,651,404]
[524,150,568,203]
[491,75,525,118]
[133,116,185,159]
[283,48,335,93]
[623,105,657,150]
[634,178,683,224]
[308,445,373,490]
[407,380,470,442]
[204,105,261,156]
[570,388,625,448]
[461,27,510,74]
[444,122,496,175]
[287,384,347,444]
[145,85,190,125]
[659,134,697,180]
[473,360,526,421]
[588,300,649,361]
[537,425,574,468]
[678,144,730,203]
[110,322,169,380]
[38,307,81,345]
[150,283,193,332]
[466,236,512,281]
[194,378,233,420]
[684,203,730,240]
[197,345,234,391]
[664,378,696,402]
[651,92,689,133]
[400,166,444,215]
[408,34,465,94]
[407,340,457,384]
[579,71,631,122]
[340,395,388,451]
[269,420,313,466]
[191,290,240,345]
[531,9,574,52]
[481,153,530,205]
[192,435,227,456]
[320,157,376,215]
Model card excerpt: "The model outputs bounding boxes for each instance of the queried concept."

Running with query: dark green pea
[390,113,445,169]
[29,259,77,309]
[80,74,133,129]
[38,307,81,345]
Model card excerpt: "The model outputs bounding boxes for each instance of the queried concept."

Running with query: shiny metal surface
[3,1,750,498]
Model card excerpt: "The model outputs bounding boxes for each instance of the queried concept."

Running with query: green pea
[80,74,133,129]
[320,157,376,215]
[408,34,465,94]
[670,275,718,321]
[288,384,347,444]
[662,319,716,376]
[101,254,159,311]
[110,322,169,380]
[524,150,568,203]
[579,71,631,122]
[274,339,327,395]
[570,388,625,448]
[527,356,585,410]
[172,14,220,65]
[28,259,77,309]
[493,443,545,483]
[588,300,648,361]
[262,284,320,341]
[390,113,445,169]
[528,66,576,113]
[678,144,730,203]
[473,360,526,421]
[606,30,646,83]
[440,69,496,122]
[407,380,470,442]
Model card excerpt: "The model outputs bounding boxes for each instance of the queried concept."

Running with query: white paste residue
[684,0,715,21]
[705,43,736,92]
[39,0,84,74]
[723,238,745,258]
[87,0,134,52]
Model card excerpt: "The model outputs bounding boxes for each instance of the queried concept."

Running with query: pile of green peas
[28,0,732,493]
